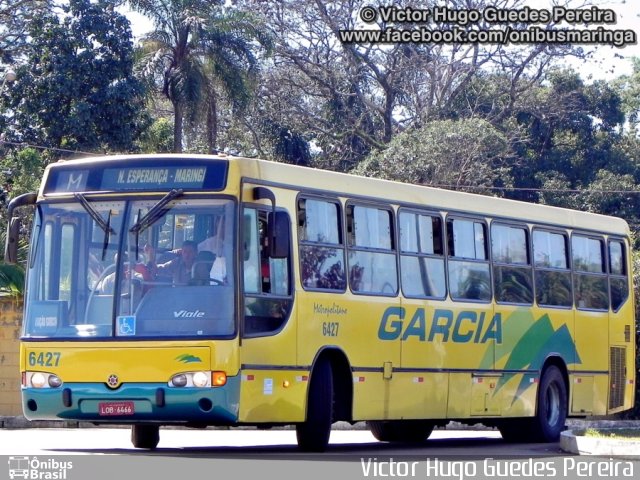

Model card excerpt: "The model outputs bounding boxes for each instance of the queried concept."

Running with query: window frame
[490,221,533,306]
[608,237,629,313]
[397,207,446,300]
[571,232,609,312]
[345,201,398,297]
[445,215,492,303]
[532,227,573,309]
[296,194,347,293]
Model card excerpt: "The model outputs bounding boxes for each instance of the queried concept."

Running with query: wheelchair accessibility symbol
[117,316,136,336]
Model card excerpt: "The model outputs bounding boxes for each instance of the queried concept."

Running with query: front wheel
[296,358,333,452]
[531,365,567,442]
[131,424,160,449]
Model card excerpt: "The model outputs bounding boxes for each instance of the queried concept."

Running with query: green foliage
[0,262,24,296]
[0,0,53,63]
[355,118,511,192]
[1,0,149,154]
[137,118,174,153]
[0,147,45,197]
[628,251,640,419]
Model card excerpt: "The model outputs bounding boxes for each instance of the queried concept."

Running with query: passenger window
[609,239,628,312]
[492,224,532,305]
[347,204,397,295]
[533,230,568,269]
[533,230,572,307]
[572,235,608,311]
[298,198,346,291]
[399,210,445,298]
[447,218,491,301]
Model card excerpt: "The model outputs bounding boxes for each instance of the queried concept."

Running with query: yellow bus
[5,154,635,451]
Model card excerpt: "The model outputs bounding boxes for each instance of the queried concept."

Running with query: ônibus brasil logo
[8,456,73,479]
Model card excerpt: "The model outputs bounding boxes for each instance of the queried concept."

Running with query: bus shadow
[51,436,565,461]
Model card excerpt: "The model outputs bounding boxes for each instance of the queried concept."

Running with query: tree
[243,0,597,170]
[355,118,511,192]
[0,0,149,154]
[0,0,52,63]
[132,0,271,153]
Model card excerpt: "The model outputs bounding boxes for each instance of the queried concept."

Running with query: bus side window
[609,239,629,312]
[447,217,491,301]
[572,235,608,310]
[398,210,445,299]
[298,197,346,291]
[491,223,533,305]
[346,203,397,296]
[243,207,293,336]
[533,229,572,307]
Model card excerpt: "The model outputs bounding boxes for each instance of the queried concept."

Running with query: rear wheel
[531,365,567,442]
[368,420,434,443]
[296,358,333,452]
[131,424,160,449]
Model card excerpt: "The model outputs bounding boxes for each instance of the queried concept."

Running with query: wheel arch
[309,346,353,423]
[539,354,570,411]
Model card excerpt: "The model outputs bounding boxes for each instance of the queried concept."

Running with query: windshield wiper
[129,188,184,235]
[75,193,117,261]
[75,193,116,236]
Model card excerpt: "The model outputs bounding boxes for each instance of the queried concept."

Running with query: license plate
[98,401,135,416]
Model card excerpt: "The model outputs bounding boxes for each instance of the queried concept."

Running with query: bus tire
[367,420,434,443]
[531,365,567,442]
[131,424,160,449]
[296,358,333,452]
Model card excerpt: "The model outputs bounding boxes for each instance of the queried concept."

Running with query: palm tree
[0,263,25,296]
[131,0,271,153]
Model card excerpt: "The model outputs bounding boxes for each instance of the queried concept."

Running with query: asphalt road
[0,427,564,457]
[3,428,638,480]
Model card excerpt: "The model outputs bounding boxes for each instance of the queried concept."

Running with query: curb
[560,428,640,458]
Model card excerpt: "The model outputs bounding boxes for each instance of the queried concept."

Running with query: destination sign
[102,166,207,189]
[43,157,228,194]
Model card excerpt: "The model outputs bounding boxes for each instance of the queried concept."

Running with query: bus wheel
[531,365,567,442]
[131,424,160,449]
[296,358,333,452]
[368,420,434,443]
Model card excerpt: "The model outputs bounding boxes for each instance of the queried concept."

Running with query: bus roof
[46,154,630,237]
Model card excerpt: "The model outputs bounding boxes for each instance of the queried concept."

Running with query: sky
[119,0,640,81]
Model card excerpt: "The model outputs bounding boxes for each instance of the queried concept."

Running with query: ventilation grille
[624,325,631,343]
[609,347,626,410]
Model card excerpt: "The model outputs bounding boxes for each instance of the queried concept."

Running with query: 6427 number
[28,351,61,367]
[322,322,339,337]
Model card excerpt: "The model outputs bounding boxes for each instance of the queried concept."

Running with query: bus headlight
[192,371,209,388]
[169,371,219,388]
[25,372,63,389]
[171,374,188,387]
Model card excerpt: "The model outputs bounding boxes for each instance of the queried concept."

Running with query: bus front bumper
[21,377,240,424]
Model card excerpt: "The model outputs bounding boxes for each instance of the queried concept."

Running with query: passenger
[190,250,216,285]
[156,240,198,284]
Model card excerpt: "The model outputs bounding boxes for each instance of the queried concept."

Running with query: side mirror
[4,192,37,264]
[4,217,21,264]
[268,211,290,259]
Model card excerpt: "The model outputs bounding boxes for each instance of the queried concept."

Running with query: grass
[583,427,640,441]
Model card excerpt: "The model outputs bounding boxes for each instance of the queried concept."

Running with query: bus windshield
[23,197,236,339]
